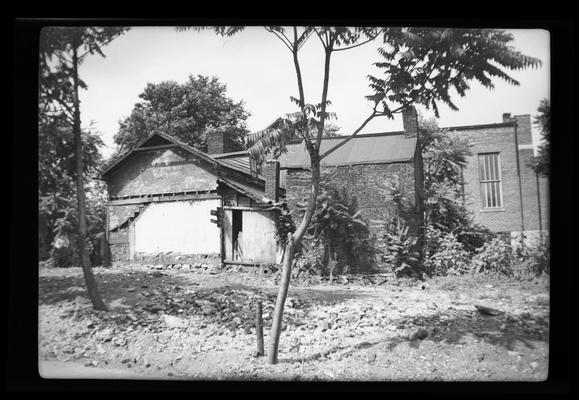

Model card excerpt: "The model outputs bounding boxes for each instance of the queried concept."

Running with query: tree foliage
[39,27,127,266]
[39,26,128,310]
[368,28,542,118]
[292,168,376,276]
[39,27,129,125]
[530,98,550,177]
[113,75,250,154]
[419,115,494,255]
[38,119,107,264]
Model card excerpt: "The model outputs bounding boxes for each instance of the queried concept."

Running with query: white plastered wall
[134,200,221,255]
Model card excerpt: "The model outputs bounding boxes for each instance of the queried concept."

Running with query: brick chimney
[402,106,419,138]
[264,160,280,202]
[502,112,512,123]
[206,130,239,154]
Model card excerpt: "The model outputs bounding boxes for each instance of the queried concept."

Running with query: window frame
[477,152,504,210]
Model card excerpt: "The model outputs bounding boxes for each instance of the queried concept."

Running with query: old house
[97,131,284,266]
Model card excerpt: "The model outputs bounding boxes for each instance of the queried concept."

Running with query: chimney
[264,160,280,202]
[502,112,512,123]
[402,106,419,138]
[206,130,239,154]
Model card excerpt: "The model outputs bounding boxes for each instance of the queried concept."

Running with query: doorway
[232,209,243,260]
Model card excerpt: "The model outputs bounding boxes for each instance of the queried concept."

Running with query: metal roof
[278,133,417,169]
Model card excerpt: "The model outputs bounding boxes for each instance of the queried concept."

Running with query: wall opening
[232,209,243,260]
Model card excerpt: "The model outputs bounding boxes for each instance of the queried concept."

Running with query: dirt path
[38,265,549,381]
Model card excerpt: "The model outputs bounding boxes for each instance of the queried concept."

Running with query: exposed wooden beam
[134,144,179,152]
[223,206,276,211]
[109,192,221,206]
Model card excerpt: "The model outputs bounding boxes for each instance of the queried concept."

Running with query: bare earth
[38,265,549,381]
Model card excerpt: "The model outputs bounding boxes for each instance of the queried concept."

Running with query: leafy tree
[419,115,494,256]
[187,26,541,364]
[38,118,106,263]
[530,98,550,177]
[113,75,250,154]
[39,26,129,311]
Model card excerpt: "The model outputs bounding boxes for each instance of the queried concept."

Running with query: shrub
[382,216,421,276]
[471,237,514,276]
[512,239,550,279]
[425,230,470,276]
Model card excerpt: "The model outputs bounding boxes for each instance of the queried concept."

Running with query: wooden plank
[109,192,220,206]
[255,301,264,356]
[223,205,275,211]
[133,144,178,152]
[223,260,262,266]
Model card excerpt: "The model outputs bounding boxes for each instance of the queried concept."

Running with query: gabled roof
[97,131,221,180]
[278,132,417,169]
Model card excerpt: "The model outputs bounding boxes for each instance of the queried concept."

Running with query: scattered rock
[161,314,187,329]
[367,351,376,363]
[409,328,429,341]
[149,304,166,313]
[250,349,263,358]
[475,305,505,316]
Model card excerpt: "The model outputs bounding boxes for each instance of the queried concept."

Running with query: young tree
[530,98,550,177]
[39,26,129,311]
[185,26,541,364]
[38,118,106,263]
[113,75,250,154]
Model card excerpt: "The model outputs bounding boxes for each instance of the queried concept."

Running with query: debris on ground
[38,264,550,381]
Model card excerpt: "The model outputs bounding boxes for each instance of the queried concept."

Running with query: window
[478,153,503,209]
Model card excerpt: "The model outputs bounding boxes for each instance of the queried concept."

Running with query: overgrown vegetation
[289,168,376,279]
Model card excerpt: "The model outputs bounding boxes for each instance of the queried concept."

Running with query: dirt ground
[38,264,550,381]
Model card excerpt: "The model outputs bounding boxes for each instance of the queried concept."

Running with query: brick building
[446,113,549,247]
[276,107,425,258]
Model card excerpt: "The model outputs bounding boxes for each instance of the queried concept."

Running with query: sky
[77,27,550,158]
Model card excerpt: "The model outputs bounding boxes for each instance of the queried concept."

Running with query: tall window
[478,153,503,209]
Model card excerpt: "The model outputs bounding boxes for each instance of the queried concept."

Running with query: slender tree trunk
[267,156,320,364]
[72,43,108,311]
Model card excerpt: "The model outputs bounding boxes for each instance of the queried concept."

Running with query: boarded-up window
[478,153,503,209]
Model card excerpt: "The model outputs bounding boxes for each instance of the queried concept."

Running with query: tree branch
[319,108,379,160]
[265,27,293,52]
[292,27,312,150]
[333,35,378,52]
[312,27,327,50]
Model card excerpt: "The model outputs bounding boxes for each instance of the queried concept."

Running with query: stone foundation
[110,243,130,262]
[133,252,221,266]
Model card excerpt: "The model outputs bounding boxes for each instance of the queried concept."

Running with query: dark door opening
[232,210,243,260]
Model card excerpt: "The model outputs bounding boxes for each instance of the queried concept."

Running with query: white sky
[77,27,550,158]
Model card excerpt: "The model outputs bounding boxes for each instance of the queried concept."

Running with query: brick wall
[456,115,547,236]
[264,160,280,202]
[206,131,240,154]
[285,161,419,254]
